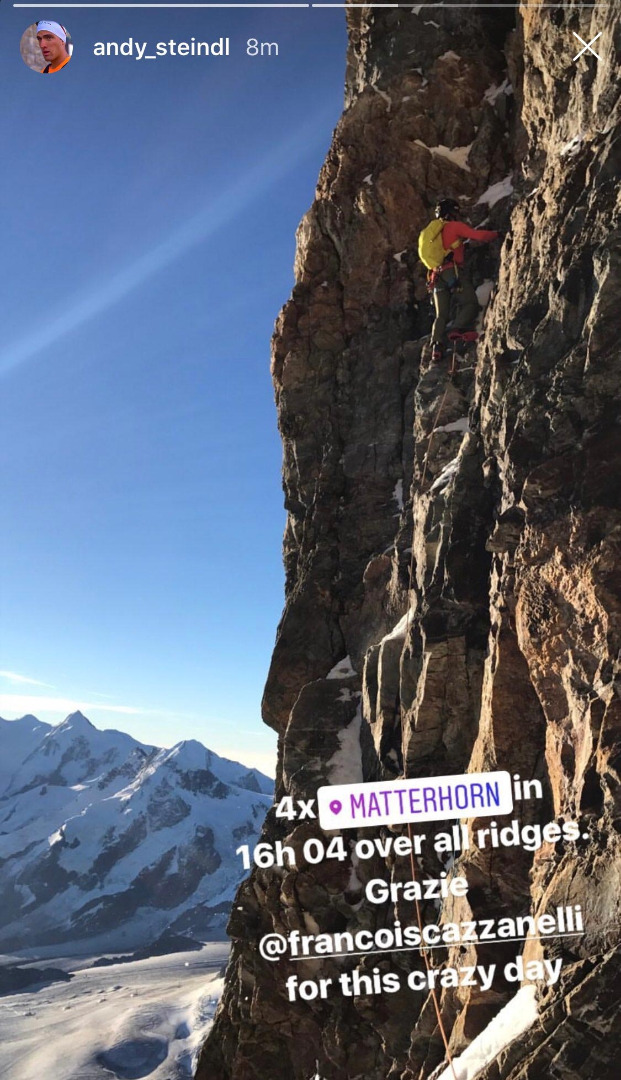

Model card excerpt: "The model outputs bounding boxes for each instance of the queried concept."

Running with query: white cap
[36,20,67,43]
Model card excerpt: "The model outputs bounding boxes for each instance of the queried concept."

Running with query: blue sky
[0,5,348,774]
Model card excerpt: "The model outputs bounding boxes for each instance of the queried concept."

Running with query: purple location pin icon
[329,799,342,816]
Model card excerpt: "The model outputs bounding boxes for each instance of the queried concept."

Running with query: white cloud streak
[0,693,145,718]
[0,107,336,377]
[0,671,55,688]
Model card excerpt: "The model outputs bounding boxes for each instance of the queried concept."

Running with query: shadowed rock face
[197,5,620,1079]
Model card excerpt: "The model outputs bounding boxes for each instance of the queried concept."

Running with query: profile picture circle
[21,21,73,74]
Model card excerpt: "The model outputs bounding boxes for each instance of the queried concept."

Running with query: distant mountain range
[0,712,272,952]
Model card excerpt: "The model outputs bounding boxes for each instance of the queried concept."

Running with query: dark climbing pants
[431,265,479,345]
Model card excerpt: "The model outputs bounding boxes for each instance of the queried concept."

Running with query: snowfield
[0,943,228,1080]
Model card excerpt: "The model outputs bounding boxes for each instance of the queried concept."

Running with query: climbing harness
[427,261,460,290]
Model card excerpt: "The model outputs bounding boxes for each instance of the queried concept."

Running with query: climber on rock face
[419,198,499,363]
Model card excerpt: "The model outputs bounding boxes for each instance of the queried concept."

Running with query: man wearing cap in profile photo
[36,20,71,73]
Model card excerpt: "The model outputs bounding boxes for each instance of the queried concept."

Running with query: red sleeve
[452,222,499,243]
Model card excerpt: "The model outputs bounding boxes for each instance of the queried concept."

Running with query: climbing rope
[399,343,461,1080]
[406,820,460,1080]
[398,731,459,1079]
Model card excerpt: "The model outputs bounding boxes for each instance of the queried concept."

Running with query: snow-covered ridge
[0,712,273,951]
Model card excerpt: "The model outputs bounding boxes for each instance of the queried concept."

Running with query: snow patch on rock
[435,986,538,1080]
[483,78,513,104]
[429,456,460,493]
[371,85,392,110]
[327,656,356,680]
[327,709,363,785]
[560,133,584,158]
[477,176,514,207]
[435,417,470,435]
[414,140,472,172]
[383,610,415,643]
[476,280,495,307]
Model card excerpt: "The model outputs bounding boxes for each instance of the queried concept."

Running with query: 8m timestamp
[247,38,279,56]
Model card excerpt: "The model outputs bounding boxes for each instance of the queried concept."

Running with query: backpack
[417,219,461,270]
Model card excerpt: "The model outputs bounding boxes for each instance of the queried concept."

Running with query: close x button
[572,31,603,62]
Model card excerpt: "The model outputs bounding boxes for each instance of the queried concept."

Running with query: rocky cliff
[197,3,620,1078]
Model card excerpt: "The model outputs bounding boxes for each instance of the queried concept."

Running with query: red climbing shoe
[448,330,479,343]
[431,344,444,363]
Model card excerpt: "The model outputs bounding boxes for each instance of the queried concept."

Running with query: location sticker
[318,771,513,830]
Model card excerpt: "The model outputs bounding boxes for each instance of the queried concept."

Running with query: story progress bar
[12,3,613,8]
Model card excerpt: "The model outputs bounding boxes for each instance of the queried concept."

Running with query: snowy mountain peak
[0,714,49,731]
[54,710,95,734]
[164,740,209,769]
[0,713,273,950]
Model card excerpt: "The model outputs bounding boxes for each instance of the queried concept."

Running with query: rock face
[197,4,620,1079]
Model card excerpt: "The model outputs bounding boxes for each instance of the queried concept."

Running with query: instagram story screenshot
[0,1,619,1079]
